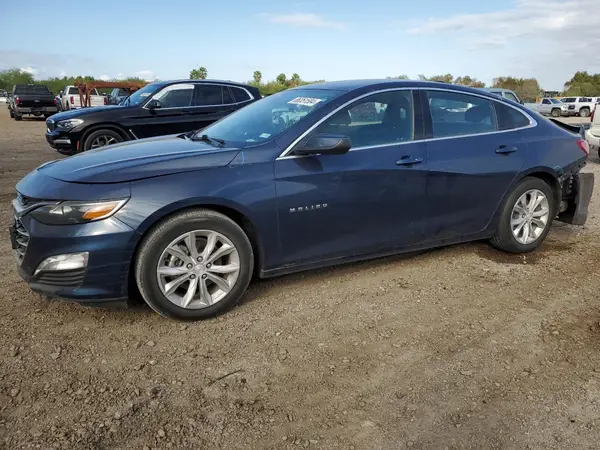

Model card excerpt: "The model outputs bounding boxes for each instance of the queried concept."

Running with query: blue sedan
[10,80,594,320]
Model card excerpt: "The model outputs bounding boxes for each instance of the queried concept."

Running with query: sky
[1,0,599,91]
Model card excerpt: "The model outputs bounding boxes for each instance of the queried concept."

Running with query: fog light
[34,252,89,275]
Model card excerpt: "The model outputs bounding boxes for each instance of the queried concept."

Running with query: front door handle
[496,145,518,154]
[396,156,424,166]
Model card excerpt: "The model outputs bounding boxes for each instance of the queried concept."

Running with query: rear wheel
[490,177,555,253]
[13,111,22,121]
[551,108,561,117]
[580,107,590,118]
[82,129,123,151]
[134,209,254,321]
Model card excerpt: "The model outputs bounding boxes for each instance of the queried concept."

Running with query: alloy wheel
[90,135,119,148]
[510,189,550,245]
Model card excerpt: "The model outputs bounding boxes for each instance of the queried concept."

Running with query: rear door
[187,84,233,133]
[422,89,529,241]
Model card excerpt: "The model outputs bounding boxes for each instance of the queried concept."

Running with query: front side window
[195,88,343,148]
[495,102,531,130]
[193,85,223,106]
[311,90,414,148]
[152,83,194,108]
[426,90,495,138]
[542,99,551,104]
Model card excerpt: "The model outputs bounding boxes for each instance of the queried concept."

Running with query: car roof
[293,79,507,99]
[160,79,255,89]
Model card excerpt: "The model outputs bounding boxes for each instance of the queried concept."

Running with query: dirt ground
[1,110,600,450]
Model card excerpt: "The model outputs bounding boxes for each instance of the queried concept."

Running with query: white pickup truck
[560,96,597,117]
[531,98,568,117]
[59,85,106,110]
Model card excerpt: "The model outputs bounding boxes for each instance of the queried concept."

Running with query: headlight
[56,119,83,130]
[30,199,128,225]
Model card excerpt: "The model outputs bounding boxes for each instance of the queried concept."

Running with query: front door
[421,89,527,241]
[274,89,428,266]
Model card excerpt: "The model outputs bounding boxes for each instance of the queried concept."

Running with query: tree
[189,66,207,80]
[563,71,600,96]
[493,76,542,102]
[290,73,301,86]
[427,73,454,84]
[454,75,485,88]
[276,73,287,85]
[253,70,262,84]
[386,75,409,80]
[0,68,35,91]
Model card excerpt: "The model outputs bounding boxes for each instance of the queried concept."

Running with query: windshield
[549,98,562,104]
[123,82,163,106]
[193,88,343,147]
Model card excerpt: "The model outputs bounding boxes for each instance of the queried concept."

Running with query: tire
[82,129,123,151]
[9,109,14,118]
[14,111,22,121]
[490,177,556,253]
[551,108,561,117]
[134,209,254,321]
[580,108,590,118]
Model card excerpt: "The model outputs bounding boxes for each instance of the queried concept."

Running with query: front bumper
[9,201,137,304]
[45,129,81,153]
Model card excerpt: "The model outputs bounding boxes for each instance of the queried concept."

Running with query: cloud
[399,0,600,88]
[135,70,157,81]
[99,74,110,81]
[20,66,37,75]
[259,13,346,29]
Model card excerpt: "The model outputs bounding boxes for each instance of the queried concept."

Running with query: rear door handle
[496,145,518,154]
[396,156,424,166]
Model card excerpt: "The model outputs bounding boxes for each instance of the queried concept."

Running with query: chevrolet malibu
[10,80,594,321]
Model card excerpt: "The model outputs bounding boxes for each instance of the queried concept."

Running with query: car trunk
[16,95,55,108]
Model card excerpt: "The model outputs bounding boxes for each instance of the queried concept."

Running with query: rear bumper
[585,129,600,148]
[16,106,58,114]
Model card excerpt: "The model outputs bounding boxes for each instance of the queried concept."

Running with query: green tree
[276,73,287,85]
[0,68,35,91]
[454,75,485,88]
[189,66,207,80]
[290,73,301,86]
[493,76,542,102]
[563,71,600,96]
[253,70,262,84]
[386,75,409,80]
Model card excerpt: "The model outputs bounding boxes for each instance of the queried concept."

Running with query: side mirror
[146,99,161,110]
[294,133,351,156]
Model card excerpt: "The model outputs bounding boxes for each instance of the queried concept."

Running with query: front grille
[13,215,29,261]
[36,268,86,288]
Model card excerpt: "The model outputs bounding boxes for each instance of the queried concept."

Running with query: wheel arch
[80,123,133,148]
[127,200,266,301]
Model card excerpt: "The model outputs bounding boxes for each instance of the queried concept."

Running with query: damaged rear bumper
[557,172,594,226]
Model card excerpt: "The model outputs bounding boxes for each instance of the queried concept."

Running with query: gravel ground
[1,111,600,450]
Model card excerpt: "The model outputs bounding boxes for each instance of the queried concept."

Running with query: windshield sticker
[259,133,271,139]
[288,97,323,106]
[140,93,151,97]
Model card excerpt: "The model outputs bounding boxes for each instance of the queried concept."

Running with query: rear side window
[494,102,530,130]
[231,87,251,103]
[193,85,223,106]
[425,90,495,138]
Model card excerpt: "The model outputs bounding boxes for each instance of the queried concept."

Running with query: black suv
[45,80,261,154]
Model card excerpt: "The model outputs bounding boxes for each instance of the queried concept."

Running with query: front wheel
[135,209,254,320]
[490,177,555,253]
[551,108,561,117]
[82,129,123,151]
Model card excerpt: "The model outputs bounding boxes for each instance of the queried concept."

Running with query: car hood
[49,105,127,121]
[39,135,241,183]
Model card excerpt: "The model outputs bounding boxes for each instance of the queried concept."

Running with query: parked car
[45,79,260,154]
[480,88,523,104]
[560,97,597,117]
[8,84,58,120]
[585,103,600,157]
[532,97,568,117]
[10,80,593,320]
[59,85,106,110]
[106,88,131,105]
[0,89,7,103]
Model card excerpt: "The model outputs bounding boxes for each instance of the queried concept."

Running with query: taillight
[15,97,20,105]
[103,96,108,105]
[70,96,74,104]
[53,98,57,106]
[577,138,590,156]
